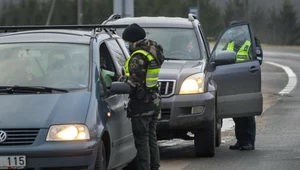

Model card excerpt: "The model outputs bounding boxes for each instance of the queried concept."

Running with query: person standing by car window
[119,23,164,170]
[224,20,263,150]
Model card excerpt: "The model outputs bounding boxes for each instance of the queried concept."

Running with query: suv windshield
[116,28,201,60]
[0,43,89,90]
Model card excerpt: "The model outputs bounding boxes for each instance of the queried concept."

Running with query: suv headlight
[179,73,205,94]
[46,124,90,141]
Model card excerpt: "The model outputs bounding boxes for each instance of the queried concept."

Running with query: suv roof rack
[0,24,128,38]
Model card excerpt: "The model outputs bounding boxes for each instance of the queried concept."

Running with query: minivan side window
[98,71,106,98]
[116,38,130,59]
[99,42,118,89]
[105,39,127,69]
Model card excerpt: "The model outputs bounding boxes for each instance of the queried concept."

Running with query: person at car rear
[118,23,164,170]
[224,20,263,151]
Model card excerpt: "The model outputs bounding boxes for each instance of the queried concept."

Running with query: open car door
[211,22,263,119]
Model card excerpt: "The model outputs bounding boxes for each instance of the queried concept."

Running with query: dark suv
[0,25,135,169]
[105,14,263,157]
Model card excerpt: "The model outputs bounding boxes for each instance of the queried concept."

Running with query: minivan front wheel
[94,140,107,170]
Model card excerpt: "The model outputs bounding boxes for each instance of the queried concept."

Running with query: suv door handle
[249,66,259,72]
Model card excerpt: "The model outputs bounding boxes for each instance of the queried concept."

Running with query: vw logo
[0,131,7,143]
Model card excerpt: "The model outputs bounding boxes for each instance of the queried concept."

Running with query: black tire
[194,114,216,157]
[94,140,107,170]
[215,96,222,147]
[215,119,222,147]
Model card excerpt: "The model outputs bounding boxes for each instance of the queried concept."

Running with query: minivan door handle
[249,66,259,72]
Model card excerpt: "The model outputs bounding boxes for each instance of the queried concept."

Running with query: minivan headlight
[46,124,90,141]
[179,73,205,94]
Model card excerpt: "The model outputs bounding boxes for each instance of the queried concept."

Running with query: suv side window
[214,24,254,63]
[99,42,118,89]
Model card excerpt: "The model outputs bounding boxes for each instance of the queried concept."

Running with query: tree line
[0,0,299,45]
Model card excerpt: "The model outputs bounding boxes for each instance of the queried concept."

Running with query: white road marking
[265,61,297,95]
[264,51,300,58]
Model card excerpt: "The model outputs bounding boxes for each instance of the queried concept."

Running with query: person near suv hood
[119,23,163,170]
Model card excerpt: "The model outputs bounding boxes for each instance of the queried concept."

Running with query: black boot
[229,142,240,150]
[240,143,255,150]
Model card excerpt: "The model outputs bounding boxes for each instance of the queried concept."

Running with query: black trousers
[131,115,160,170]
[233,116,256,146]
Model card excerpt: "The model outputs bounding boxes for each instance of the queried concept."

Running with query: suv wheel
[94,140,107,170]
[194,110,216,157]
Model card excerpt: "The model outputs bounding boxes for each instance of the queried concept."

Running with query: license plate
[0,156,26,169]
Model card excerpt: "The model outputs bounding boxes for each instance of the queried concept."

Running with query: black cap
[122,23,146,43]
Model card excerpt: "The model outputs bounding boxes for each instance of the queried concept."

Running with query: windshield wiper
[164,58,181,60]
[0,85,68,94]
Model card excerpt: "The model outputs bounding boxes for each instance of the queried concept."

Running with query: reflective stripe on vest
[125,50,160,88]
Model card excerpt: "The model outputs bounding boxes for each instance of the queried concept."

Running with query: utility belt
[130,86,159,100]
[127,87,160,117]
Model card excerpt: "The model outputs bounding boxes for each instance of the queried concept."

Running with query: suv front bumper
[157,92,215,131]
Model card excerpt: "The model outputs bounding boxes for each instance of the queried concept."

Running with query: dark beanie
[122,23,146,43]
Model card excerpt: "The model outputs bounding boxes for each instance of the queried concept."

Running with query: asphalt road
[159,46,300,170]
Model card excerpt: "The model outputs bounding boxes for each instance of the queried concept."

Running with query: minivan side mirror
[110,82,131,94]
[213,51,236,66]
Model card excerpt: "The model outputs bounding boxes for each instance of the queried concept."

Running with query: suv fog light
[191,106,205,114]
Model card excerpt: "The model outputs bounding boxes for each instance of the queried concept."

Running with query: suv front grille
[0,129,39,146]
[159,80,176,97]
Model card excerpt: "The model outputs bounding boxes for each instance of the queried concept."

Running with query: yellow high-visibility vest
[226,40,251,62]
[125,50,160,88]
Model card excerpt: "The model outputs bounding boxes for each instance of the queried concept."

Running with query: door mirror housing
[213,51,236,66]
[110,82,131,94]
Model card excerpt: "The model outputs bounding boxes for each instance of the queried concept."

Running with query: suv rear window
[0,43,89,89]
[116,28,201,60]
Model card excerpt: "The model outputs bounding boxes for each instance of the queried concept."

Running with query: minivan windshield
[116,28,201,60]
[0,43,89,90]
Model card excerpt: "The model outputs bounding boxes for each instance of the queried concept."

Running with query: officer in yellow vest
[225,39,251,62]
[120,23,164,170]
[224,20,263,151]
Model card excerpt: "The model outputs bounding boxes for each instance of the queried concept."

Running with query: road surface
[159,46,300,170]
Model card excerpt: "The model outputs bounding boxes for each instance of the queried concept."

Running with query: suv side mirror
[213,51,236,66]
[110,82,131,94]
